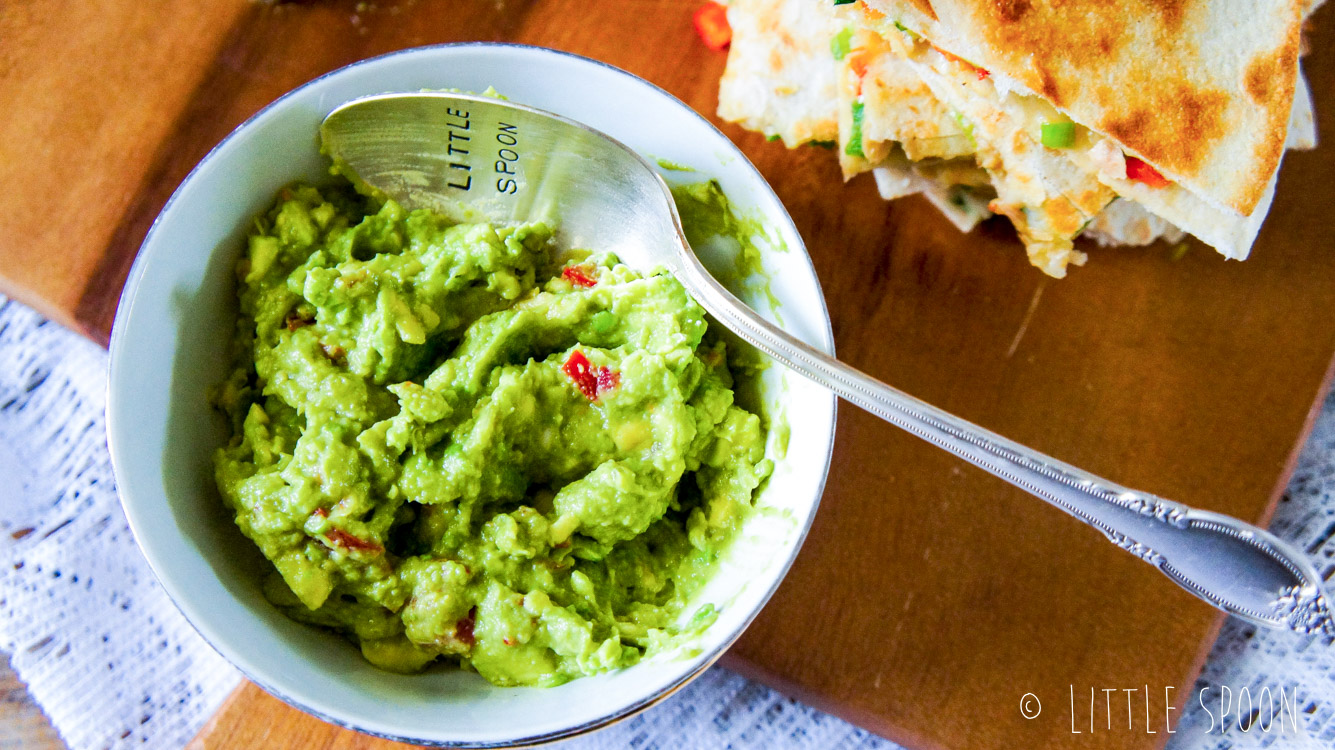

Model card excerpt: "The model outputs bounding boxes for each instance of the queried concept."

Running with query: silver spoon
[321,92,1334,637]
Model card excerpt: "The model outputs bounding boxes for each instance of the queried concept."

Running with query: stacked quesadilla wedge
[718,0,1321,276]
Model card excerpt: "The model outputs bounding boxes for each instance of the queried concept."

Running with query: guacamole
[211,179,773,686]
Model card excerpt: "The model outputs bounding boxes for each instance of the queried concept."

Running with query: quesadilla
[718,0,1321,276]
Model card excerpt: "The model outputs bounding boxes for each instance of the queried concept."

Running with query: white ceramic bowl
[107,44,836,746]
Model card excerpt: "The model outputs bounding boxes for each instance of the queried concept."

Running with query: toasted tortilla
[1290,66,1317,149]
[717,0,846,147]
[874,164,992,233]
[886,39,1115,274]
[876,25,1297,261]
[836,28,973,178]
[860,0,1306,217]
[1083,199,1186,248]
[716,0,1318,274]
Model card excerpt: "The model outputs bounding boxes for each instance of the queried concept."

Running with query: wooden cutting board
[4,2,1333,748]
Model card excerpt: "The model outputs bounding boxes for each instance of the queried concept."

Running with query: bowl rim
[107,41,838,747]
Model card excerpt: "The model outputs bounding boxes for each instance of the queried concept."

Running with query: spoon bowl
[322,92,685,278]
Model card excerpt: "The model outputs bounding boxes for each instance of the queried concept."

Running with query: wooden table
[2,1,1332,749]
[0,657,62,750]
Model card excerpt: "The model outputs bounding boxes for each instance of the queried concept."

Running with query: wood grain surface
[0,0,251,341]
[3,1,1333,749]
[0,655,62,750]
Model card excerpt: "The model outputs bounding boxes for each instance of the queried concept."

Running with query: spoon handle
[673,241,1334,637]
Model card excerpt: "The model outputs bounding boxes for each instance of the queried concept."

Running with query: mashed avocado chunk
[212,180,772,686]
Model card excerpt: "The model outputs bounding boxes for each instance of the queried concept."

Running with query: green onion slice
[1041,121,1076,148]
[950,111,976,150]
[845,101,866,158]
[831,27,854,60]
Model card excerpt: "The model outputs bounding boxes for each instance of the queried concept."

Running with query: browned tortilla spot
[1242,34,1299,208]
[1144,0,1187,34]
[1035,67,1060,106]
[992,0,1032,24]
[1245,36,1295,105]
[1099,84,1229,175]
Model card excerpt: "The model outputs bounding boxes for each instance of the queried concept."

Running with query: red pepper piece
[934,46,967,68]
[285,309,314,332]
[932,44,988,81]
[562,265,598,288]
[596,368,620,395]
[320,343,347,365]
[848,53,870,96]
[563,350,599,400]
[563,350,621,401]
[693,2,731,52]
[1125,156,1170,188]
[456,607,476,647]
[323,528,382,554]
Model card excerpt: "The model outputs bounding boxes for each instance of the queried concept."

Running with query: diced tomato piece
[311,507,328,519]
[1125,156,1170,188]
[323,528,382,554]
[562,265,598,288]
[320,343,347,364]
[596,368,620,394]
[848,52,870,96]
[932,44,987,81]
[563,350,598,399]
[563,350,621,401]
[934,45,968,66]
[285,309,314,331]
[693,2,732,52]
[456,607,476,647]
[849,54,869,79]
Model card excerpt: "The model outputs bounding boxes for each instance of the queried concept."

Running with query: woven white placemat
[1,296,1330,749]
